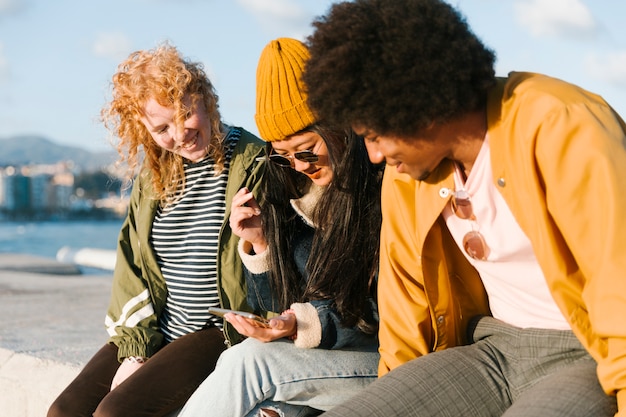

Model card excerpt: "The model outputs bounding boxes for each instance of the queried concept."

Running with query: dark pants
[47,326,226,417]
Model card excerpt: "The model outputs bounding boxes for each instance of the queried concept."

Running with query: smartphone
[208,307,270,328]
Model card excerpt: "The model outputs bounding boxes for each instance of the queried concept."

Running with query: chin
[305,167,333,186]
[312,176,332,187]
[180,151,203,162]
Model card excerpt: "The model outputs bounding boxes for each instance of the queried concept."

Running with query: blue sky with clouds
[0,0,624,152]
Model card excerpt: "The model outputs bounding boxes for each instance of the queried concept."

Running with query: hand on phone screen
[208,307,270,328]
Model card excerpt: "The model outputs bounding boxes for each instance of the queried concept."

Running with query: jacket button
[439,188,451,198]
[497,178,506,187]
[437,315,444,324]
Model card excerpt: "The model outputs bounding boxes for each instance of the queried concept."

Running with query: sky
[0,0,624,152]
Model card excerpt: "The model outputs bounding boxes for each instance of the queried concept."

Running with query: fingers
[269,313,297,333]
[225,313,265,339]
[232,187,261,214]
[229,188,262,234]
[225,313,292,342]
[229,206,258,229]
[244,194,261,213]
[110,359,143,391]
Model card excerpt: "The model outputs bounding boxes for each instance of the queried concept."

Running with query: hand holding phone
[230,188,267,254]
[208,307,270,328]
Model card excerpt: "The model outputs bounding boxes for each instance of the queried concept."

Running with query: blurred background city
[1,0,624,265]
[0,136,125,221]
[0,135,125,265]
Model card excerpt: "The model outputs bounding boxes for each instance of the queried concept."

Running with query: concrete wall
[0,349,81,417]
[0,254,111,417]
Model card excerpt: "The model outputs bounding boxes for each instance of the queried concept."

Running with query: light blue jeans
[178,338,379,417]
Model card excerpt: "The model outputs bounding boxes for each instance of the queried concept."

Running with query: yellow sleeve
[377,168,434,375]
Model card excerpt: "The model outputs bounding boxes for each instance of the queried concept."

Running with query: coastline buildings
[0,162,127,220]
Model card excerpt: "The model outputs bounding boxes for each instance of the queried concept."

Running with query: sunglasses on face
[256,149,320,168]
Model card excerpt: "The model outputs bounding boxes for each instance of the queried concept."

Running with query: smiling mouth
[305,168,322,179]
[181,133,199,150]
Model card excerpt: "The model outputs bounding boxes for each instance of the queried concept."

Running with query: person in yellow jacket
[301,0,626,416]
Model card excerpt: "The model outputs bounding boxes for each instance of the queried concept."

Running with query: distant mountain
[0,135,118,172]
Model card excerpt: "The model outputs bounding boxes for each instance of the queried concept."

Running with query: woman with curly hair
[47,42,265,417]
[303,0,624,416]
[179,37,383,417]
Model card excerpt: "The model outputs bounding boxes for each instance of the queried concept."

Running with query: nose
[292,157,311,172]
[172,127,189,145]
[364,141,385,165]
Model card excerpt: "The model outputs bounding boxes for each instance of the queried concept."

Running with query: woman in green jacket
[48,42,265,417]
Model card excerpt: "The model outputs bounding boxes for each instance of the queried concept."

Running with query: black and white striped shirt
[152,128,240,342]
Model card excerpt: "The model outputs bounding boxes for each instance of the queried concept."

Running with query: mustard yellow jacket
[377,72,626,412]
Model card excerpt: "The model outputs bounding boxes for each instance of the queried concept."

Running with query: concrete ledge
[0,348,81,417]
[0,254,112,416]
[0,253,81,275]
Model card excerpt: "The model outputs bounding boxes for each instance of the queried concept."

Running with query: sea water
[0,220,123,260]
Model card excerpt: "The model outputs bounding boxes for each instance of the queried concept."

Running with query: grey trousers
[321,316,618,417]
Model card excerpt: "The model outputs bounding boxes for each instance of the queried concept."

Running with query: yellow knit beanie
[255,38,316,142]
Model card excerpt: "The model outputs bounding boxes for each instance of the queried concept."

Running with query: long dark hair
[261,125,383,333]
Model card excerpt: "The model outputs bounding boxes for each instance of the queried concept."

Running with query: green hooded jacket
[104,127,265,361]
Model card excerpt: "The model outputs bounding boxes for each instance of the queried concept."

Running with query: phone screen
[208,307,270,328]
